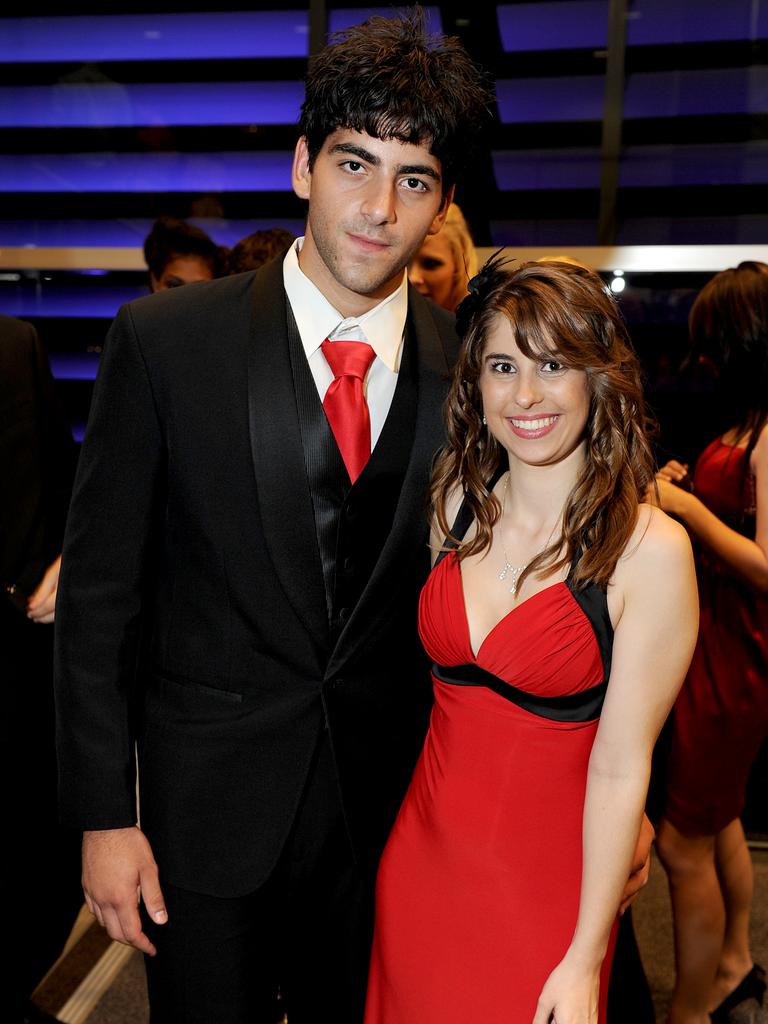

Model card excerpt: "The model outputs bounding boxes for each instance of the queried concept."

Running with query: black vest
[286,311,418,647]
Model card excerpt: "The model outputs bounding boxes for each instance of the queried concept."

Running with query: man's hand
[619,813,654,914]
[27,554,61,624]
[82,826,168,956]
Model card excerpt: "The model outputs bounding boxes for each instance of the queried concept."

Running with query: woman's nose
[408,262,424,286]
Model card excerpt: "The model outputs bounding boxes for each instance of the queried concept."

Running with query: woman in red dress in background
[365,259,698,1024]
[656,262,768,1024]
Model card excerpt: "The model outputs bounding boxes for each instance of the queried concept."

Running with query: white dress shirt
[282,238,407,449]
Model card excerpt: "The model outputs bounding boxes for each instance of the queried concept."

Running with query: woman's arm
[656,427,768,592]
[533,507,698,1024]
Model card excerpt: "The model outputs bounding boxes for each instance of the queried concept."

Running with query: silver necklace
[497,474,559,596]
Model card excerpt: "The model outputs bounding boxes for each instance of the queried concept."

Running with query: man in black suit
[55,15,491,1023]
[1,315,81,1022]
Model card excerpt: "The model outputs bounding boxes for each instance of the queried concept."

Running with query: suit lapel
[326,289,454,677]
[246,260,329,655]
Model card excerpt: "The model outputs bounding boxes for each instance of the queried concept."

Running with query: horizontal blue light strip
[1,13,310,62]
[619,142,768,187]
[497,2,608,52]
[8,63,762,131]
[49,352,102,379]
[0,152,294,192]
[497,77,605,123]
[493,148,603,190]
[0,219,305,248]
[626,0,768,46]
[0,9,441,63]
[497,0,767,52]
[496,67,768,124]
[493,141,768,190]
[0,286,145,317]
[0,82,304,129]
[624,67,768,118]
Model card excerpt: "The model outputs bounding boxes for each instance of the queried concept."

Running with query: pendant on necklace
[498,561,525,596]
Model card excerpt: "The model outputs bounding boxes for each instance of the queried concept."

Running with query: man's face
[292,129,452,316]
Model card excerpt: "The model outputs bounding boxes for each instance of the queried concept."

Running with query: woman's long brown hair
[688,261,768,499]
[431,258,657,591]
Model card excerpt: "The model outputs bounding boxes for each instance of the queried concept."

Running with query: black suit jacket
[55,259,459,897]
[1,315,76,605]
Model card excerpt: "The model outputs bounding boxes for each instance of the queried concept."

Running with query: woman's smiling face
[479,314,591,469]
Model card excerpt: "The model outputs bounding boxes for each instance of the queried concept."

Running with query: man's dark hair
[143,216,227,280]
[299,11,491,190]
[228,227,296,274]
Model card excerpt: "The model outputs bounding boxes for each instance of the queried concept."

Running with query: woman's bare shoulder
[616,503,694,582]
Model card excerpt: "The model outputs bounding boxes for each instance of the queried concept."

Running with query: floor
[32,850,768,1023]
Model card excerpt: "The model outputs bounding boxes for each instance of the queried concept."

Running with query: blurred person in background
[1,314,81,1024]
[407,202,476,312]
[228,227,296,274]
[654,262,768,1024]
[143,216,228,292]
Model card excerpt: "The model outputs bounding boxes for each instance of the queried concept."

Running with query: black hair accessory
[454,249,514,340]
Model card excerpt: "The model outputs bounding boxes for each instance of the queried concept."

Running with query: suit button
[338,607,350,623]
[345,502,357,522]
[343,556,355,574]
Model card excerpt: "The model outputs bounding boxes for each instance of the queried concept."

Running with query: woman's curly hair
[431,256,657,591]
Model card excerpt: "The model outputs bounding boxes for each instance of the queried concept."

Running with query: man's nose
[361,179,397,225]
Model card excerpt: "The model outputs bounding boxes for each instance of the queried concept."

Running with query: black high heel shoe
[710,963,766,1022]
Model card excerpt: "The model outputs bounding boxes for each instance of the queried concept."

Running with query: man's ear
[292,136,312,200]
[426,184,455,237]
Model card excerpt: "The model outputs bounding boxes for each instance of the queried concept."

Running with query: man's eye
[343,160,364,172]
[403,177,427,192]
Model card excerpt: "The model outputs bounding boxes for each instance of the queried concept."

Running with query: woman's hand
[532,954,600,1024]
[653,477,694,520]
[656,459,688,484]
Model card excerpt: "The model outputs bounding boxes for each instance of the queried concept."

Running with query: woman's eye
[491,361,515,374]
[541,360,566,373]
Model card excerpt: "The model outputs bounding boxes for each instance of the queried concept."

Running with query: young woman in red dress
[655,262,768,1024]
[365,259,698,1024]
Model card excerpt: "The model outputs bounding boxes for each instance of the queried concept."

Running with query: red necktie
[321,339,376,483]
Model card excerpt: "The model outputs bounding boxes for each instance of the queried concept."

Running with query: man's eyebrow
[329,143,380,165]
[398,164,441,182]
[329,143,441,182]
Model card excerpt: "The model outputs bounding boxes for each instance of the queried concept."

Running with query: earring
[482,415,487,425]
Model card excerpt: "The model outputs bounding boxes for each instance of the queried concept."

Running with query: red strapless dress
[365,553,616,1024]
[665,438,768,835]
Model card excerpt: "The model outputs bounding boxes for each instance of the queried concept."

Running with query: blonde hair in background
[441,203,478,300]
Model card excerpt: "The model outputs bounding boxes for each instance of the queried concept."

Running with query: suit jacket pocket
[150,667,244,704]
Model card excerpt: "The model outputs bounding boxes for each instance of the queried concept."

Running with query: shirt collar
[282,237,408,372]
